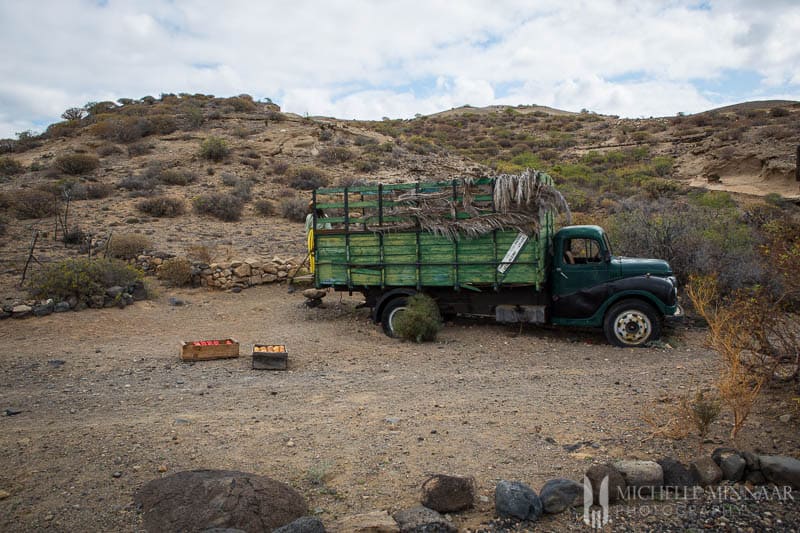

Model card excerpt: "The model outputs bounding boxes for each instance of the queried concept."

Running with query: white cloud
[0,0,798,138]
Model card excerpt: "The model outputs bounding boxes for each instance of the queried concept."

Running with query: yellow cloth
[307,228,315,273]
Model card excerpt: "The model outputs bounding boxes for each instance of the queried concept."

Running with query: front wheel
[603,300,661,347]
[381,297,408,337]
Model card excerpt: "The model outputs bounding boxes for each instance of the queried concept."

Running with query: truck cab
[549,225,680,346]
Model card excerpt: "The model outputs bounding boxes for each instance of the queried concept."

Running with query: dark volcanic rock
[539,478,584,514]
[393,505,456,532]
[134,469,307,533]
[272,516,326,533]
[494,480,542,522]
[421,474,475,513]
[658,458,694,488]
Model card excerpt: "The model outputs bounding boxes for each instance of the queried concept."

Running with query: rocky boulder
[690,457,723,487]
[134,469,307,533]
[657,458,694,488]
[421,474,475,513]
[613,460,663,495]
[494,480,543,522]
[759,455,800,489]
[539,478,584,514]
[392,506,456,533]
[273,516,326,533]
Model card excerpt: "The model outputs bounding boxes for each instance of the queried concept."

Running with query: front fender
[551,276,677,326]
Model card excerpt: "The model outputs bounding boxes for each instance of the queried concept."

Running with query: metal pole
[796,144,799,181]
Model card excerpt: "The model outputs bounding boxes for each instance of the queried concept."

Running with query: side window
[565,238,602,264]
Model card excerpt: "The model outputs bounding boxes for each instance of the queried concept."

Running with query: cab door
[552,236,611,297]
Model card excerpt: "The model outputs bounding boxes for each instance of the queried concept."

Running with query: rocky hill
[0,94,797,298]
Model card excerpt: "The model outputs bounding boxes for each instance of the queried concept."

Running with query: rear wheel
[381,297,408,337]
[603,300,661,347]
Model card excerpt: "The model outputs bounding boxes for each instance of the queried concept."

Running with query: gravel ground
[0,283,797,531]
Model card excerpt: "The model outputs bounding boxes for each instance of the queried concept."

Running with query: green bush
[193,193,244,221]
[157,257,193,286]
[393,293,442,342]
[0,156,24,176]
[108,233,152,259]
[199,136,229,161]
[136,196,185,217]
[288,166,328,190]
[27,258,142,303]
[55,153,100,175]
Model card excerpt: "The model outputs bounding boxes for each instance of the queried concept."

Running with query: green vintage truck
[308,170,681,347]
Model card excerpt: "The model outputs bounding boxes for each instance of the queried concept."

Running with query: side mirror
[603,250,612,262]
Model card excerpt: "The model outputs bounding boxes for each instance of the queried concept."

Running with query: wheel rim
[613,310,652,345]
[387,306,406,335]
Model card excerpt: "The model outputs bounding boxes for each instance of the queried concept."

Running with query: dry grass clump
[0,156,24,176]
[254,199,275,216]
[318,146,353,164]
[158,257,193,286]
[136,196,185,218]
[108,233,152,259]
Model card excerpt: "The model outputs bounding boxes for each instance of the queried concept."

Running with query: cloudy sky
[1,0,799,138]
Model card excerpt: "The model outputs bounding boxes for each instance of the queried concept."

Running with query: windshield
[603,232,613,255]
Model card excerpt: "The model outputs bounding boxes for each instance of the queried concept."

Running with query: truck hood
[613,257,673,277]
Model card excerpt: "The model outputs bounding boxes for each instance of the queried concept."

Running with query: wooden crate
[252,344,288,370]
[180,339,239,361]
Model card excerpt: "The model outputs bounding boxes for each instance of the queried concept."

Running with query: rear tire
[603,300,661,347]
[381,297,408,337]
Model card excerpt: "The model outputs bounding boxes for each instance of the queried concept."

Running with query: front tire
[381,297,408,337]
[603,300,661,347]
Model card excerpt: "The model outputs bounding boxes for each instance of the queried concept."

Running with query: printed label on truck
[497,232,529,274]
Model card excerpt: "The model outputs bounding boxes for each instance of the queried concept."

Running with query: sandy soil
[1,283,798,532]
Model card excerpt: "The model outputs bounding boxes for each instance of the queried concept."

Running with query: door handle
[556,268,568,279]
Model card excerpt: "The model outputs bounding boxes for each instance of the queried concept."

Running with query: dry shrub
[254,199,275,216]
[55,153,99,175]
[687,275,766,442]
[96,143,124,156]
[287,166,328,190]
[136,196,185,217]
[13,189,57,219]
[318,146,353,164]
[186,244,216,264]
[280,197,308,222]
[199,136,229,161]
[158,169,196,186]
[272,161,289,175]
[158,257,193,287]
[27,258,142,304]
[193,193,244,221]
[108,233,152,259]
[0,156,24,176]
[86,182,114,199]
[118,174,158,196]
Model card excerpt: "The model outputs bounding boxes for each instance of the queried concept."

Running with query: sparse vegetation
[27,258,142,304]
[318,146,354,164]
[157,168,196,186]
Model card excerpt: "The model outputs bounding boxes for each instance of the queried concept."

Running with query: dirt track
[0,283,797,531]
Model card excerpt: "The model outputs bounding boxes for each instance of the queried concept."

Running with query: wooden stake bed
[180,339,239,361]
